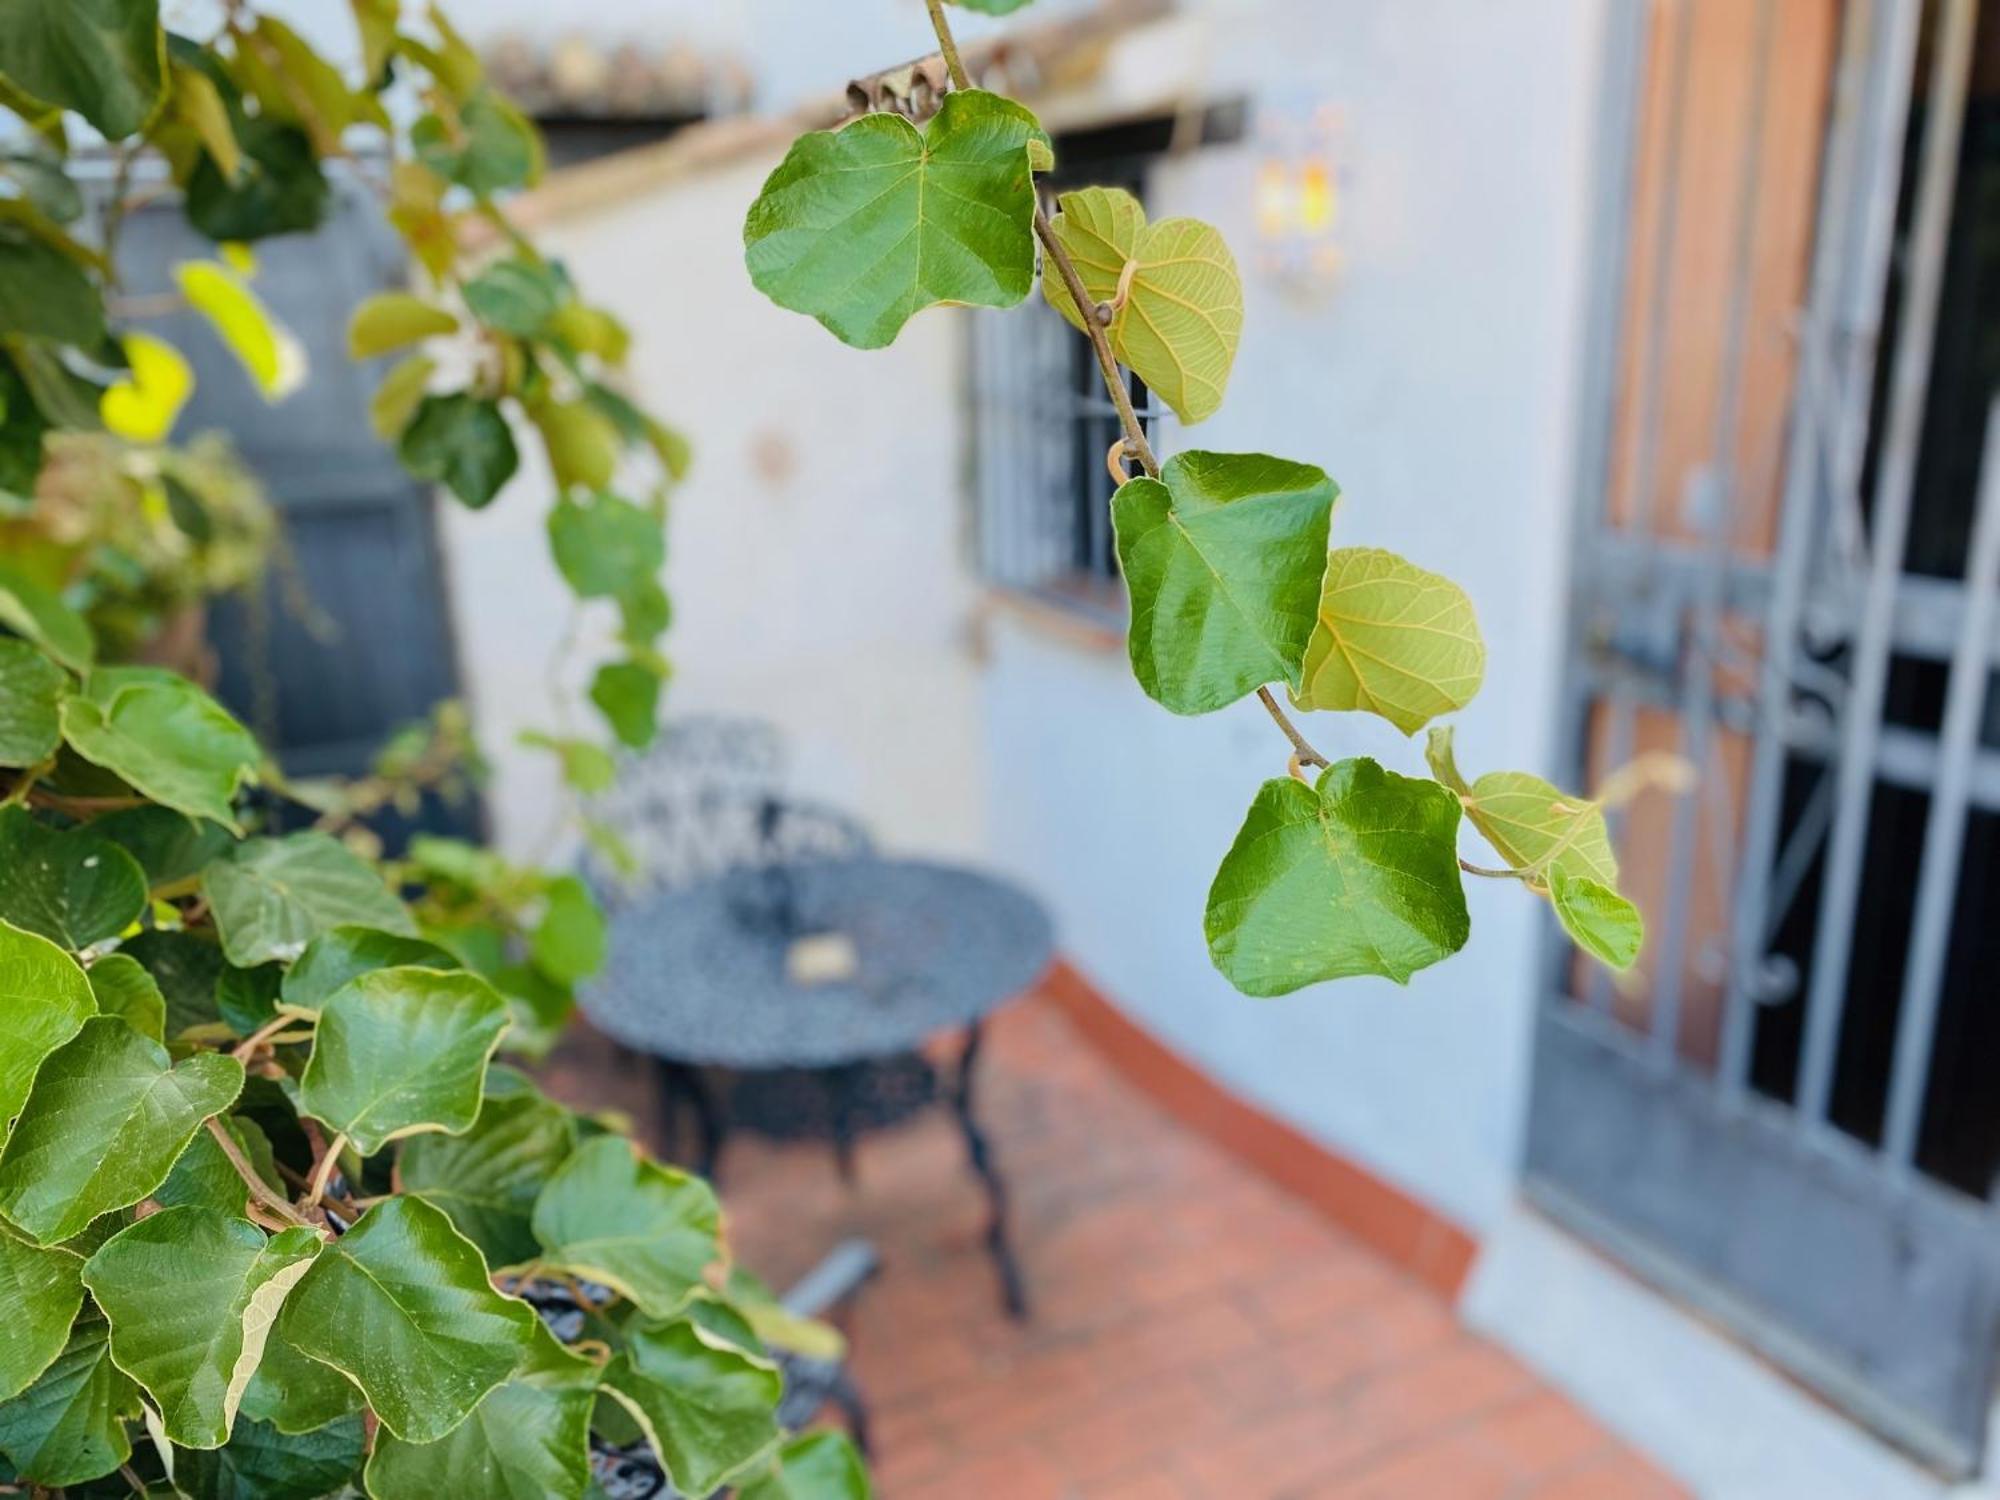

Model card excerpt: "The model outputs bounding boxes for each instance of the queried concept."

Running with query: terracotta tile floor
[542,992,1688,1499]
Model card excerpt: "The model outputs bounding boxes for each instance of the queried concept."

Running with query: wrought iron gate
[1527,0,2000,1474]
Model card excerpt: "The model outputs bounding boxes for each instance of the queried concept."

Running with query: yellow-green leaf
[347,292,458,360]
[369,353,435,441]
[1550,871,1644,971]
[1292,547,1485,734]
[174,260,305,400]
[1424,726,1616,891]
[99,331,193,444]
[1043,186,1242,424]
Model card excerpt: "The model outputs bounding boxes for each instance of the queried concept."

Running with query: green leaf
[185,117,329,244]
[589,660,660,750]
[1043,186,1242,424]
[369,353,435,441]
[1549,871,1644,972]
[202,832,416,968]
[739,1432,874,1500]
[0,806,149,950]
[1113,451,1337,714]
[88,806,231,889]
[462,258,562,337]
[116,929,224,1038]
[0,1017,243,1243]
[0,351,50,495]
[298,966,509,1155]
[155,1115,279,1218]
[0,1315,139,1487]
[365,1323,597,1500]
[59,667,260,830]
[233,1331,362,1437]
[744,89,1049,349]
[213,962,282,1038]
[412,89,542,196]
[0,1223,84,1402]
[1291,548,1485,734]
[1422,726,1618,892]
[0,226,105,346]
[400,1085,576,1268]
[530,876,605,985]
[547,493,663,600]
[82,1210,320,1449]
[0,0,164,139]
[0,919,95,1141]
[346,292,457,360]
[399,392,518,509]
[0,638,63,766]
[520,732,617,795]
[280,925,461,1013]
[0,560,93,673]
[274,1195,536,1442]
[85,954,164,1043]
[598,1319,782,1497]
[951,0,1035,10]
[1204,758,1470,995]
[530,1136,719,1318]
[532,398,620,493]
[172,1411,366,1500]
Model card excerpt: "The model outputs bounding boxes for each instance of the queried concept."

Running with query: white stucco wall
[978,0,1606,1234]
[438,155,987,864]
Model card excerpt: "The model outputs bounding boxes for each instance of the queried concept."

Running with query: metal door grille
[1528,0,2000,1474]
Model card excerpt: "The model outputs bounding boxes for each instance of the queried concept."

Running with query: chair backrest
[583,717,873,908]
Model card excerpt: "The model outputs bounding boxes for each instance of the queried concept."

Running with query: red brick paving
[542,992,1687,1499]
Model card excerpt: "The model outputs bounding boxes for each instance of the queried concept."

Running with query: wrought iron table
[582,855,1054,1318]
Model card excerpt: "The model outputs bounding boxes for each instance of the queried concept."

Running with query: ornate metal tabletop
[581,856,1055,1069]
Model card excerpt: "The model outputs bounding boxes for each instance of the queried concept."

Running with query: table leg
[951,1021,1028,1320]
[653,1058,727,1183]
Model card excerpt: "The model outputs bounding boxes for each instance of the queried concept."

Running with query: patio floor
[541,988,1689,1499]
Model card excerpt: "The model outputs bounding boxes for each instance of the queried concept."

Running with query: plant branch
[922,0,972,91]
[305,1131,348,1210]
[1458,858,1528,880]
[1256,687,1329,769]
[205,1117,314,1230]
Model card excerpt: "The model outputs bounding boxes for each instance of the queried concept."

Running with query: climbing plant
[745,0,1652,996]
[0,2,864,1498]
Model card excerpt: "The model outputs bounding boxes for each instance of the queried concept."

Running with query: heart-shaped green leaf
[280,925,461,1013]
[399,392,519,509]
[0,1314,140,1487]
[275,1195,536,1442]
[0,0,164,140]
[589,660,661,751]
[0,638,63,767]
[88,806,231,888]
[171,1410,366,1500]
[85,953,164,1042]
[1292,548,1485,734]
[116,928,225,1039]
[298,967,510,1155]
[202,832,415,968]
[0,1016,244,1243]
[1423,727,1618,890]
[59,667,260,831]
[1113,451,1336,714]
[598,1319,782,1497]
[1205,758,1469,994]
[1043,186,1243,424]
[0,563,92,674]
[365,1322,597,1500]
[0,1222,84,1402]
[530,875,605,985]
[547,494,663,601]
[1549,871,1644,971]
[530,1136,719,1318]
[0,806,148,950]
[0,919,95,1142]
[401,1087,576,1268]
[82,1209,321,1449]
[738,1432,874,1500]
[744,89,1048,349]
